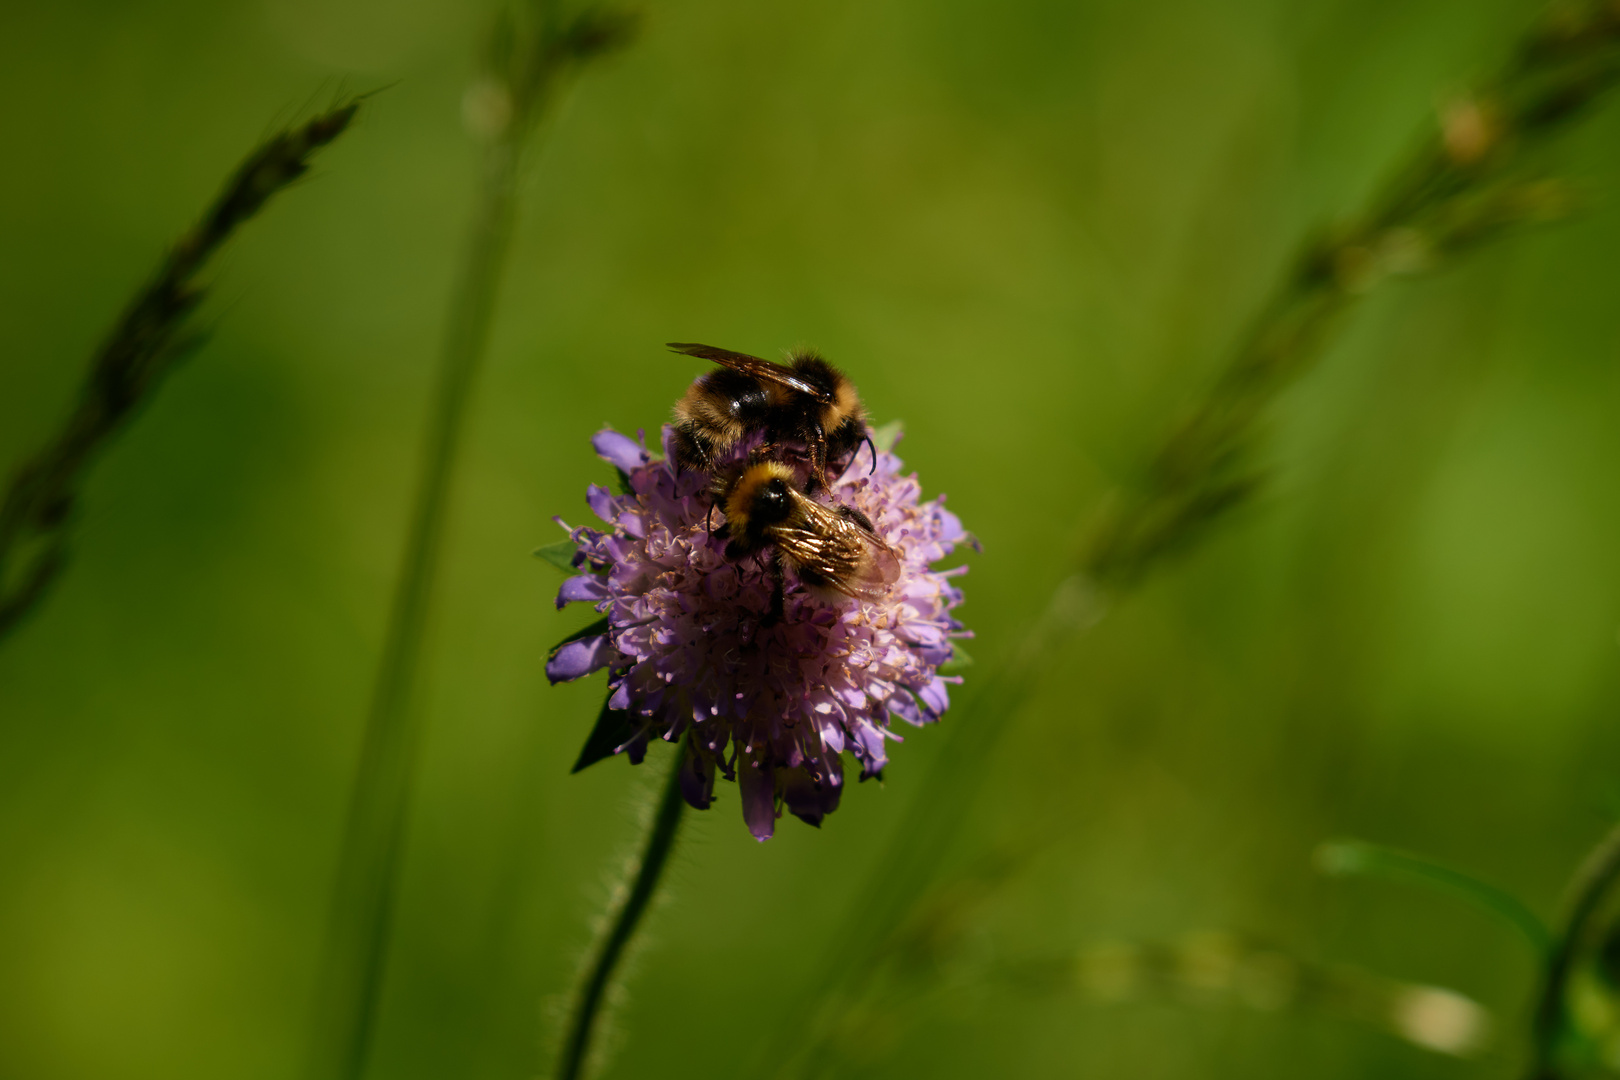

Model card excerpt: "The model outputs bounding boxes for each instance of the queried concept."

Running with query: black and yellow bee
[715,460,899,623]
[668,342,871,493]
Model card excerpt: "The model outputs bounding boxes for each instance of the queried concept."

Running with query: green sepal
[533,539,579,573]
[572,693,639,774]
[615,467,634,495]
[549,616,610,661]
[871,419,904,454]
[938,642,974,674]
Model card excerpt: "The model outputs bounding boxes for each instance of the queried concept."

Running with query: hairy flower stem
[0,101,361,644]
[305,9,634,1080]
[1524,822,1620,1080]
[557,758,686,1080]
[764,3,1620,1073]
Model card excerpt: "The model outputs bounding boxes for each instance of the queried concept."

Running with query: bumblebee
[668,342,871,493]
[715,460,900,623]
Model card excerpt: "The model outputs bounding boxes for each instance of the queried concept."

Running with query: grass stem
[304,130,522,1080]
[762,3,1620,1072]
[304,8,634,1079]
[0,101,361,643]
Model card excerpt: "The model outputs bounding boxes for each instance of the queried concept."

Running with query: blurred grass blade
[1315,839,1550,953]
[0,99,362,644]
[305,8,635,1080]
[1014,933,1493,1060]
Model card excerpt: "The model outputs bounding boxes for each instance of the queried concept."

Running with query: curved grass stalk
[1523,822,1620,1080]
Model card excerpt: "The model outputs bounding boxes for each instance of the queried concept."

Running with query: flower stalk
[556,754,686,1080]
[304,8,634,1080]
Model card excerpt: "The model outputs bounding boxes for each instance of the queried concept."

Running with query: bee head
[725,460,798,533]
[753,477,792,523]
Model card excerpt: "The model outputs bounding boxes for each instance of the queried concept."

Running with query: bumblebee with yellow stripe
[715,460,900,624]
[669,342,871,494]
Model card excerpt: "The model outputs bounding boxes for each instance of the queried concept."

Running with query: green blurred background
[5,0,1620,1076]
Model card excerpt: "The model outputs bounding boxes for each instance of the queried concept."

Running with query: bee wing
[666,342,833,404]
[773,495,901,602]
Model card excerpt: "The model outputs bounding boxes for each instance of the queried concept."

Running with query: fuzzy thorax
[820,374,863,435]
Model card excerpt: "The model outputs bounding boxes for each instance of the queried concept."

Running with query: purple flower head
[547,425,970,840]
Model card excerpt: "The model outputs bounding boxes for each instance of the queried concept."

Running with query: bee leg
[861,432,877,474]
[802,427,828,495]
[672,424,710,477]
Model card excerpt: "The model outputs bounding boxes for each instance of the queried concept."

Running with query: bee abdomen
[796,564,832,590]
[705,369,771,420]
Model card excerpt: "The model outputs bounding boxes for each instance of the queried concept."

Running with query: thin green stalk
[557,757,686,1080]
[0,101,361,643]
[761,4,1620,1073]
[1525,822,1620,1080]
[305,9,634,1080]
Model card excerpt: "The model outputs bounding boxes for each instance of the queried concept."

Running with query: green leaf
[938,642,974,674]
[534,539,579,573]
[572,693,640,774]
[871,419,904,454]
[549,616,610,661]
[1315,838,1550,954]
